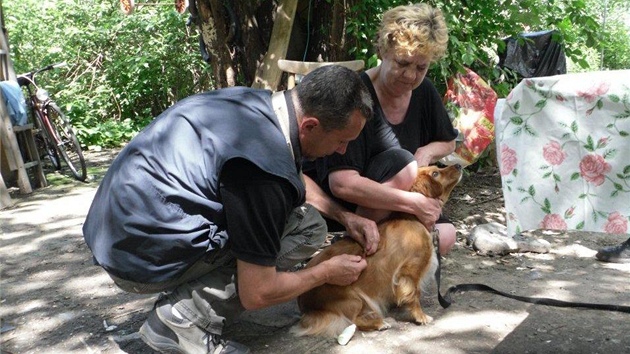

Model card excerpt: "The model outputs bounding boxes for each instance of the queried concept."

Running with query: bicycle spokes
[44,104,87,181]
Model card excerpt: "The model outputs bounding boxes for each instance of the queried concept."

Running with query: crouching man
[83,65,374,353]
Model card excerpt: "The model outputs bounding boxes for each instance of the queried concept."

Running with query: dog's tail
[291,311,352,337]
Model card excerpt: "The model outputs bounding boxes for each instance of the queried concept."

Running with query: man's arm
[303,174,379,254]
[237,255,366,310]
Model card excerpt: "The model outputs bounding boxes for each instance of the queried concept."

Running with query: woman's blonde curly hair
[375,3,448,61]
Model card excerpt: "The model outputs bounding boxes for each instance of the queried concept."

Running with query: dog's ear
[410,170,444,198]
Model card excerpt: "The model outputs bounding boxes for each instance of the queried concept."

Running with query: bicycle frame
[17,62,87,181]
[20,75,61,145]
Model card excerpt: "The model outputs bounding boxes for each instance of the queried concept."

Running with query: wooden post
[0,93,32,194]
[0,12,33,196]
[251,0,298,90]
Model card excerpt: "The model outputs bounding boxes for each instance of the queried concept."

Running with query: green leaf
[528,185,535,196]
[571,172,580,180]
[584,135,594,151]
[524,124,537,136]
[603,149,617,159]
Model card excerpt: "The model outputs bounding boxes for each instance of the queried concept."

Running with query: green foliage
[345,0,628,98]
[5,0,213,148]
[4,0,628,150]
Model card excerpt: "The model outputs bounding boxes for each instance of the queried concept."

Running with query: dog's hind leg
[354,310,390,331]
[393,258,433,325]
[353,294,389,331]
[293,310,352,337]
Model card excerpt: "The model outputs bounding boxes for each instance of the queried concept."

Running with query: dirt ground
[1,149,629,354]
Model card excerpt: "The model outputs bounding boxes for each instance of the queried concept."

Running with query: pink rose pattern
[579,154,611,186]
[498,73,629,236]
[603,212,628,234]
[500,144,517,176]
[539,214,568,230]
[577,82,610,103]
[542,141,566,166]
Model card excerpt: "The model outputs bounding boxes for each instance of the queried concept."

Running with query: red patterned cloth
[441,68,498,166]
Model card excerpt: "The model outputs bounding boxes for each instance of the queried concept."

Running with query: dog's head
[410,165,462,203]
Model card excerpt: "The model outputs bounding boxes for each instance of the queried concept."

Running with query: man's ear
[300,116,320,132]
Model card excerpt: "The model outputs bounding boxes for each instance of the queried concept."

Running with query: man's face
[300,110,366,160]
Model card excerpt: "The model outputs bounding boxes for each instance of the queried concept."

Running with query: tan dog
[294,164,463,337]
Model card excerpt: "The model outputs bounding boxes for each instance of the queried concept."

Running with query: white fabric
[496,70,630,236]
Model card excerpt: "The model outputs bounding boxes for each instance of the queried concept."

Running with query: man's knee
[385,161,418,191]
[276,204,327,270]
[436,223,457,256]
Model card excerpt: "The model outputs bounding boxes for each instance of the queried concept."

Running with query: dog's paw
[414,314,433,325]
[377,321,392,331]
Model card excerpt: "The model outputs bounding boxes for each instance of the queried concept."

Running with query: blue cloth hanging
[0,81,28,126]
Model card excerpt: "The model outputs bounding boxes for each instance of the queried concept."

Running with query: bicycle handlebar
[17,62,67,87]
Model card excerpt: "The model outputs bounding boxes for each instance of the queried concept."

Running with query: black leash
[431,230,630,314]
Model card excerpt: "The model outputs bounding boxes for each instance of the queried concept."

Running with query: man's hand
[342,213,380,255]
[410,193,441,230]
[323,254,367,286]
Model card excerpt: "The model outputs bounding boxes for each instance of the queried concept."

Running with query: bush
[5,0,214,148]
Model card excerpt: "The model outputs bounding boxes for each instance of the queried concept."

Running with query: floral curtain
[496,70,630,236]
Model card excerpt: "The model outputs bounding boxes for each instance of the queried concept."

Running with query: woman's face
[379,49,431,95]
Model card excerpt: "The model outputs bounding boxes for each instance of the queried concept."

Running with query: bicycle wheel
[44,102,87,181]
[35,131,62,170]
[29,103,62,170]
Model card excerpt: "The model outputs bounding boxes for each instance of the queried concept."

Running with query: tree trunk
[191,0,358,90]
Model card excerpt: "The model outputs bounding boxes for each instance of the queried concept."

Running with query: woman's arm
[414,140,456,166]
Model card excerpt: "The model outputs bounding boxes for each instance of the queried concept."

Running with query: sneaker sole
[139,320,186,354]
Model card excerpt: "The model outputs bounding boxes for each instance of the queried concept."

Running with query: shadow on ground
[1,150,628,354]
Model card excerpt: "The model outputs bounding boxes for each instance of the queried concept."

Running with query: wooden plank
[251,0,298,90]
[0,127,14,208]
[0,169,13,209]
[277,59,365,76]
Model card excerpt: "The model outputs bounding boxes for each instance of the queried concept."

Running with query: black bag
[498,30,567,78]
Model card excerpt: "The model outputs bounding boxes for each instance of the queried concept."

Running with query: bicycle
[17,63,87,181]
